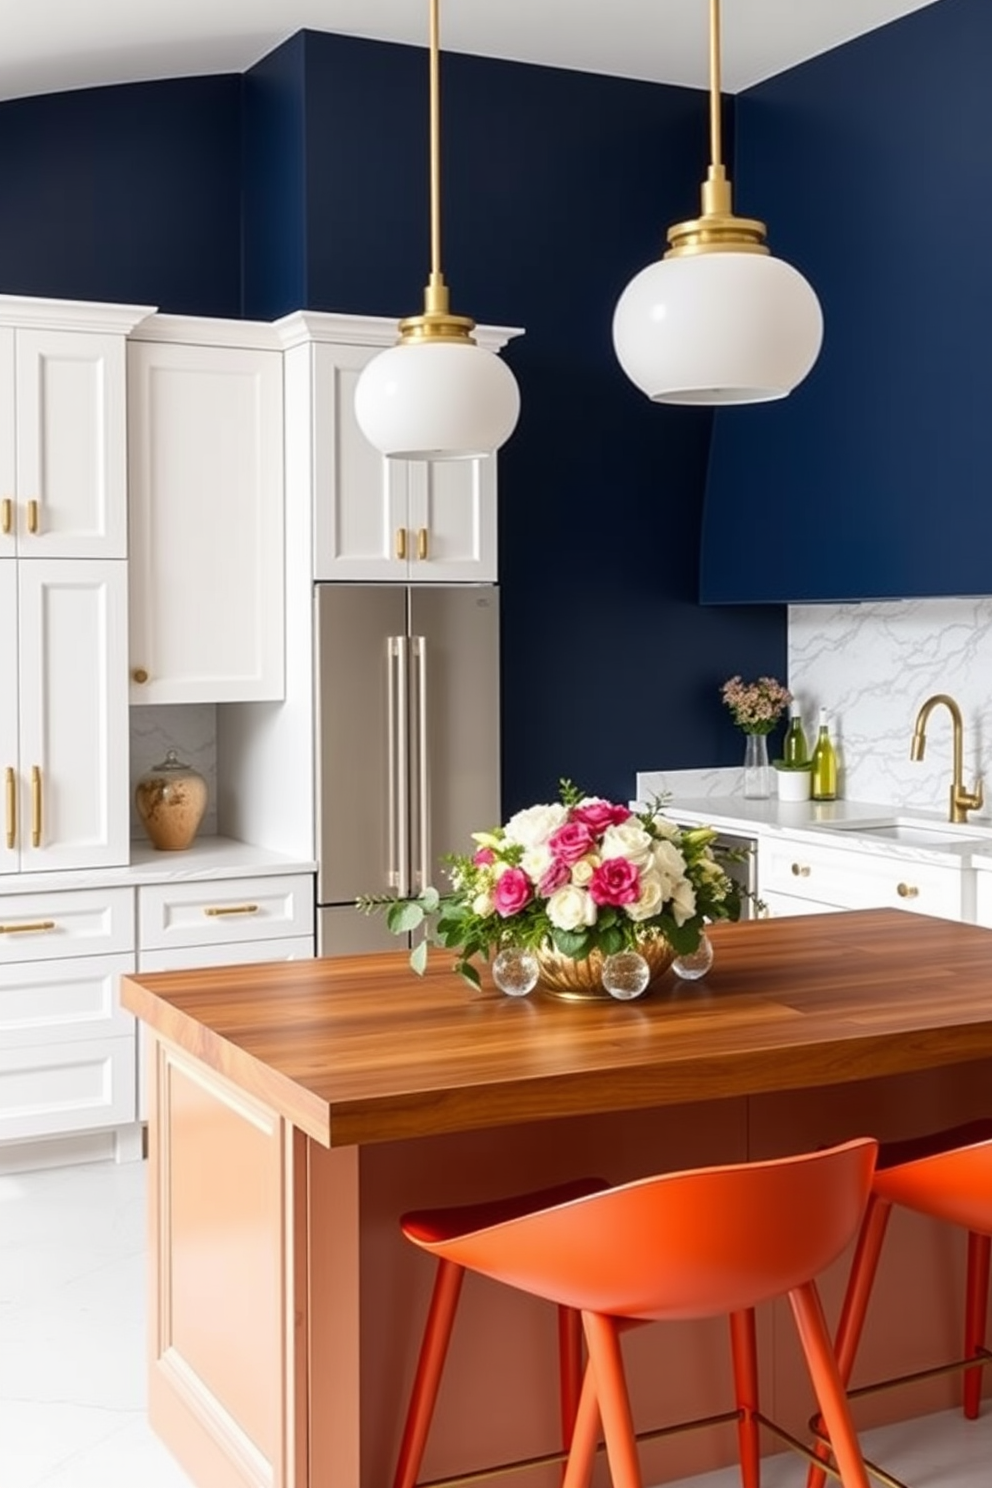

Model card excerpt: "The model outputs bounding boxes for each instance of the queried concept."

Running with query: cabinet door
[407,456,497,581]
[127,340,285,703]
[0,563,16,873]
[17,560,129,872]
[15,329,128,558]
[0,330,13,560]
[312,341,410,580]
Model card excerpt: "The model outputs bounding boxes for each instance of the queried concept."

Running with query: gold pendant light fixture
[612,0,823,405]
[354,0,520,460]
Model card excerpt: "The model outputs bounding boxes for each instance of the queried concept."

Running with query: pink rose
[538,859,570,896]
[548,820,595,865]
[571,799,631,834]
[493,867,532,917]
[589,857,641,907]
[473,847,495,866]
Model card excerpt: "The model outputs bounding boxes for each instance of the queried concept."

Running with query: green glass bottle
[783,701,808,766]
[810,708,838,801]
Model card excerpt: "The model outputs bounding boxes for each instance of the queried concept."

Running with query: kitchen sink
[826,817,992,847]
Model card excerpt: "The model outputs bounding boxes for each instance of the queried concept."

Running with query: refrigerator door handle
[413,635,430,893]
[388,636,411,897]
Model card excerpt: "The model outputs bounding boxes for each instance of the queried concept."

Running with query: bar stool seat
[807,1117,992,1488]
[401,1139,878,1488]
[392,1176,610,1488]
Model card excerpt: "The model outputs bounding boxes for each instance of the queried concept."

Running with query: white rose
[570,855,599,886]
[472,891,495,917]
[670,877,697,926]
[520,844,553,885]
[600,821,654,866]
[650,814,681,842]
[503,802,568,849]
[546,884,597,931]
[652,839,688,893]
[624,870,666,922]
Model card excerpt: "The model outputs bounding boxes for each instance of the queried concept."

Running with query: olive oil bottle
[783,701,808,766]
[810,708,838,801]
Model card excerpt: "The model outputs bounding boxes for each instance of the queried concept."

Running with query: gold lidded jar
[135,749,208,851]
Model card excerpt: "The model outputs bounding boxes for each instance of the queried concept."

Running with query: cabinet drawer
[0,1034,135,1143]
[138,874,314,951]
[0,886,134,964]
[0,951,134,1048]
[759,889,843,919]
[761,838,965,920]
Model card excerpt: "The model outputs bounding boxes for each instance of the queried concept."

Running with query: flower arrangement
[721,675,791,735]
[357,779,749,988]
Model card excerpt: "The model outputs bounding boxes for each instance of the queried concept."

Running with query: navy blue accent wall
[278,32,787,807]
[242,36,309,320]
[701,0,992,604]
[0,77,243,316]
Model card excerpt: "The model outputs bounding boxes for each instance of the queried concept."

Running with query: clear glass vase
[743,732,771,799]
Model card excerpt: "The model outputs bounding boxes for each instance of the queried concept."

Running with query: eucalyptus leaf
[409,939,430,975]
[387,901,426,934]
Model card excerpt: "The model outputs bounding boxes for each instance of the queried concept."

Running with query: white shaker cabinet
[279,312,519,583]
[0,298,154,560]
[127,318,285,704]
[1,560,129,874]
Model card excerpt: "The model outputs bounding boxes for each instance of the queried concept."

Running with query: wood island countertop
[120,907,992,1149]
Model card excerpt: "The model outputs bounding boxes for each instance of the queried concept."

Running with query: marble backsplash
[787,597,992,817]
[129,704,218,839]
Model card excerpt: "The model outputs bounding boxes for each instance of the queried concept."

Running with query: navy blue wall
[702,0,992,603]
[0,37,790,809]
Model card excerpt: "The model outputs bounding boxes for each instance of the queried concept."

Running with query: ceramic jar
[135,749,208,850]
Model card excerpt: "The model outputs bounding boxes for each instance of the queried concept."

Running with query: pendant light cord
[708,0,722,170]
[429,0,442,288]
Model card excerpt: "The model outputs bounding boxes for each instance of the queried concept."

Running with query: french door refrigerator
[314,584,501,955]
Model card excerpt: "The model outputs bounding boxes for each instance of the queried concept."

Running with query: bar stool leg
[393,1259,465,1488]
[963,1230,991,1420]
[558,1304,584,1445]
[729,1309,760,1488]
[790,1281,870,1488]
[561,1356,601,1488]
[582,1311,644,1488]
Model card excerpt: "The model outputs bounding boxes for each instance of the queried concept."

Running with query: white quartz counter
[0,836,316,896]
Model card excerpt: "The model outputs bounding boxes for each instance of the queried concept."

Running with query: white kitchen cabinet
[0,885,136,1146]
[0,298,153,561]
[127,319,285,704]
[759,833,968,920]
[1,560,129,874]
[279,314,520,583]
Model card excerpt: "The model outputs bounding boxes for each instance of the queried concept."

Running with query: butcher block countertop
[120,908,992,1149]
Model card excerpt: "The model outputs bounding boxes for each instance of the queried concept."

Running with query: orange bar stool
[807,1118,992,1488]
[401,1139,878,1488]
[392,1176,610,1488]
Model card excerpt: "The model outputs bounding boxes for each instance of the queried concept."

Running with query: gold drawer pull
[132,667,149,685]
[4,766,14,849]
[395,527,407,561]
[896,882,919,899]
[0,919,56,934]
[791,863,811,877]
[31,765,41,848]
[1,497,11,535]
[417,526,428,561]
[27,499,38,535]
[204,903,259,917]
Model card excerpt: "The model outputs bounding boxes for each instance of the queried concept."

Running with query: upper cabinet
[278,311,521,584]
[0,297,153,561]
[127,317,285,704]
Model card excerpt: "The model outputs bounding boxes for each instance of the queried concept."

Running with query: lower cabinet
[758,834,969,920]
[0,886,136,1145]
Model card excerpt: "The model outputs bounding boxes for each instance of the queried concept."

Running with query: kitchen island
[121,908,992,1488]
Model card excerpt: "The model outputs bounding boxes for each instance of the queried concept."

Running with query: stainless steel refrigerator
[314,584,501,956]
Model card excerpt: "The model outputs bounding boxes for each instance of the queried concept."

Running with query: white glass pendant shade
[612,250,823,405]
[355,339,521,460]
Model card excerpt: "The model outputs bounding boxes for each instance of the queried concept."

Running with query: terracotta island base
[120,908,992,1488]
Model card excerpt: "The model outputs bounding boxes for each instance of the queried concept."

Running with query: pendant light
[612,0,823,405]
[354,0,520,460]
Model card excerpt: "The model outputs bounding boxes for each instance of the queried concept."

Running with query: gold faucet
[910,693,984,824]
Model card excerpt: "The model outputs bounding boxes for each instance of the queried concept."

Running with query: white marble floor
[0,1156,989,1488]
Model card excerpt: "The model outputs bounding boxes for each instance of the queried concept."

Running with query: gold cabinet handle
[791,863,811,877]
[0,919,56,934]
[417,527,428,561]
[1,498,11,535]
[31,764,41,848]
[27,499,38,535]
[204,904,259,917]
[4,766,14,850]
[132,667,149,685]
[896,882,919,899]
[395,527,408,561]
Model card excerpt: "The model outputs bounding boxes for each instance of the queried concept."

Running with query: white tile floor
[0,1157,989,1488]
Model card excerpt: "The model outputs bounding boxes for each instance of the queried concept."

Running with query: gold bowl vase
[536,937,675,1002]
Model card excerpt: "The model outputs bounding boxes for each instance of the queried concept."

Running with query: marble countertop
[0,836,317,896]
